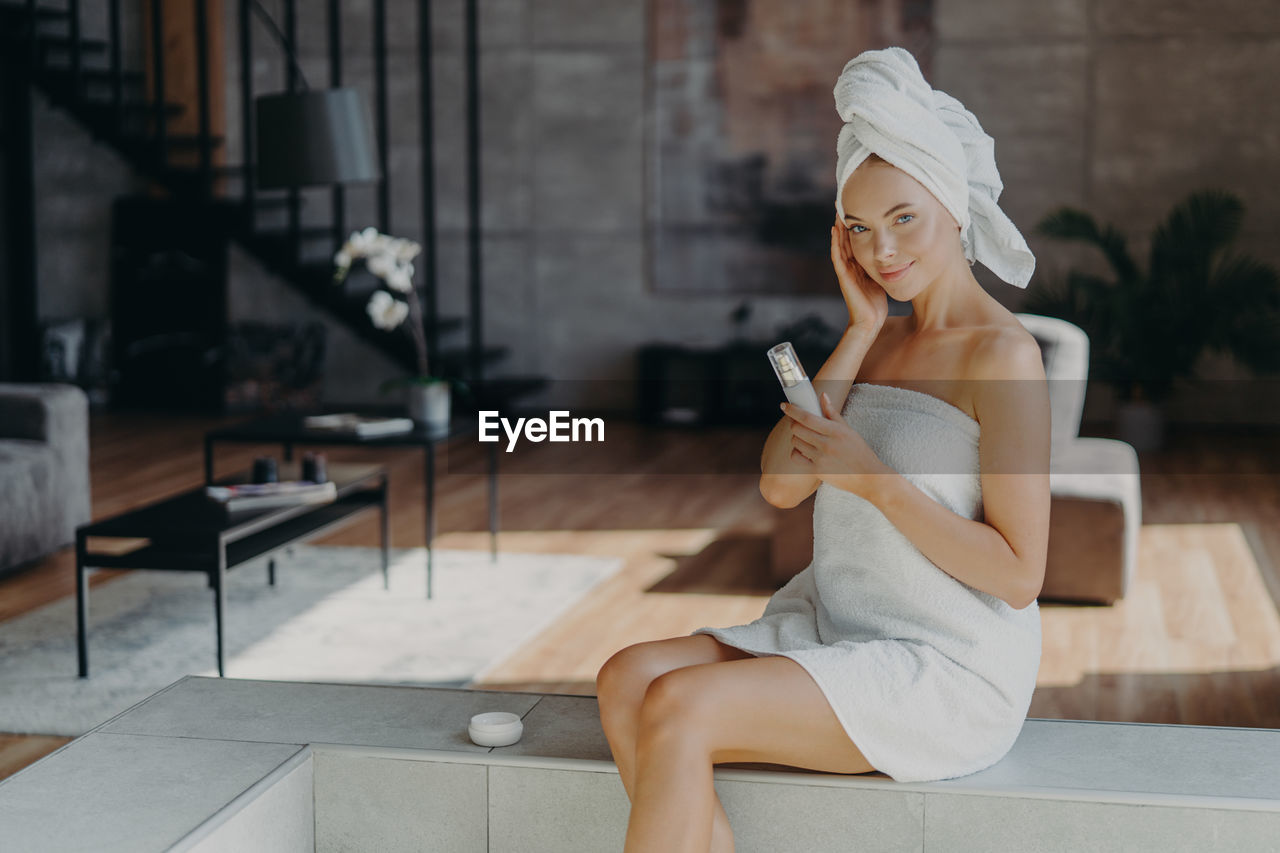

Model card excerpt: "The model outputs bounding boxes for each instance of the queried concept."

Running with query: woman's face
[838,159,962,300]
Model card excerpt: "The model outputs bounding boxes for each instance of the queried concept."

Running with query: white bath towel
[832,46,1036,290]
[692,382,1041,783]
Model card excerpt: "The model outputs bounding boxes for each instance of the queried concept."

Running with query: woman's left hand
[782,392,893,499]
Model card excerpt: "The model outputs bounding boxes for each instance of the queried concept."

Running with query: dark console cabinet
[637,341,831,426]
[110,196,228,413]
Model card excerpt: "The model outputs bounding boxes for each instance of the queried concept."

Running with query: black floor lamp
[256,87,379,189]
[248,1,379,189]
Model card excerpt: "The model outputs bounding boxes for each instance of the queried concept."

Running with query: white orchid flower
[366,252,396,281]
[385,265,414,294]
[394,240,421,262]
[336,229,430,377]
[366,289,409,331]
[348,227,379,256]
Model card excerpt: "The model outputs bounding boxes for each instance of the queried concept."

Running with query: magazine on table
[302,412,415,437]
[205,480,337,512]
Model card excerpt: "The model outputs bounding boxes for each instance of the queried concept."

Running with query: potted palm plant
[1023,189,1280,451]
[333,228,468,430]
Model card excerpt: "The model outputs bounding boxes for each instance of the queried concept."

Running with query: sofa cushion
[0,382,83,442]
[1049,436,1142,503]
[1014,313,1089,456]
[0,383,91,574]
[1044,437,1142,603]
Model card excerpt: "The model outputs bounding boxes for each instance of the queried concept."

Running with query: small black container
[251,456,278,484]
[301,452,328,484]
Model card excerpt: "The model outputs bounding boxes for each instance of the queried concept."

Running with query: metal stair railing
[2,0,547,410]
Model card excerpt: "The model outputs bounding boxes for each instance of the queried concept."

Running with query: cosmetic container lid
[468,711,524,746]
[470,711,522,732]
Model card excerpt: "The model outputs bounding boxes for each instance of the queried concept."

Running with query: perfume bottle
[767,341,823,416]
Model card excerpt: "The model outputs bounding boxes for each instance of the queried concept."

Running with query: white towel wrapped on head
[833,46,1036,289]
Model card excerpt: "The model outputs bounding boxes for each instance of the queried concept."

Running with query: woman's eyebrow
[843,202,912,222]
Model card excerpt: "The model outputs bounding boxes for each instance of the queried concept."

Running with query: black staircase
[0,0,547,412]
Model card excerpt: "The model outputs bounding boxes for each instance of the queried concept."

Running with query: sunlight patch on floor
[1038,522,1280,687]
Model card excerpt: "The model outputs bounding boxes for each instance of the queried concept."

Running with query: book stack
[205,480,337,512]
[302,413,415,437]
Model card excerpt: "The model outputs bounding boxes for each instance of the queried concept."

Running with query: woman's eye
[848,215,911,234]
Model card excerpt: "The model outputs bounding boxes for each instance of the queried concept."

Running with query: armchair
[767,314,1141,605]
[1015,312,1141,604]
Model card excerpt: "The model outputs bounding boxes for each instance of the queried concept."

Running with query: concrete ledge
[177,750,314,853]
[0,732,309,852]
[1,676,1278,851]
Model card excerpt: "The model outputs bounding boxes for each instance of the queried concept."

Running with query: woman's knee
[598,639,688,714]
[596,643,655,709]
[598,635,749,710]
[634,666,720,746]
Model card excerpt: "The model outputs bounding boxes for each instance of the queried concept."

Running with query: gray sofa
[768,314,1142,605]
[0,383,92,576]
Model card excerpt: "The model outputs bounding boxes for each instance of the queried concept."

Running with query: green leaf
[1035,207,1139,282]
[1149,189,1243,312]
[1031,189,1280,401]
[1225,308,1280,372]
[1035,207,1100,242]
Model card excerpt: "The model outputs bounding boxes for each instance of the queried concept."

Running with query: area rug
[0,545,623,736]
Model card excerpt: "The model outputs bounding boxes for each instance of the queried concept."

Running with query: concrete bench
[1,676,1277,851]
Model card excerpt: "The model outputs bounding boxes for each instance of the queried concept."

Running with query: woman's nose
[874,235,896,262]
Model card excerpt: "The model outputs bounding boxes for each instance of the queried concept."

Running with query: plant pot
[1116,399,1164,452]
[407,382,451,432]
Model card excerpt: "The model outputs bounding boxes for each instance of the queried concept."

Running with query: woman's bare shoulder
[967,318,1045,381]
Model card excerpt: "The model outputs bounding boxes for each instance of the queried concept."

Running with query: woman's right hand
[831,218,889,339]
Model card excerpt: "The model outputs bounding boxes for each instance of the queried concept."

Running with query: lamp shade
[255,88,380,189]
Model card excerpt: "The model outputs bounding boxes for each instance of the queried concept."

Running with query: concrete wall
[32,93,144,324]
[235,0,1278,419]
[26,0,144,324]
[0,64,10,380]
[27,0,1280,420]
[934,0,1280,424]
[218,0,846,410]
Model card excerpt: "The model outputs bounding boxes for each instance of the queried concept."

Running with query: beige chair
[768,314,1141,605]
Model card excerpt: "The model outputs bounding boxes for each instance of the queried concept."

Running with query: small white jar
[468,711,523,747]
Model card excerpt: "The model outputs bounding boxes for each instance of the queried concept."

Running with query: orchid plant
[333,227,447,389]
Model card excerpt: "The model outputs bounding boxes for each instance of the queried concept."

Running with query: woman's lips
[879,261,913,281]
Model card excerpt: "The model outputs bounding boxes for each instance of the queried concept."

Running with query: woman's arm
[862,331,1052,609]
[760,325,877,508]
[763,221,889,509]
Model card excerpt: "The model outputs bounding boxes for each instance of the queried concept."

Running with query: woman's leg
[624,654,876,853]
[596,635,752,852]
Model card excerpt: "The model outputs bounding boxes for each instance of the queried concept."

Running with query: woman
[596,47,1051,853]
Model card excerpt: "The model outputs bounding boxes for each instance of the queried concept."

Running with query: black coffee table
[76,463,388,678]
[203,412,500,600]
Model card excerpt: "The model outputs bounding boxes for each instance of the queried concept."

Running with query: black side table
[76,464,389,678]
[204,413,499,600]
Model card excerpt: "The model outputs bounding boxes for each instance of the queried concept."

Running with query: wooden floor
[3,410,1279,782]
